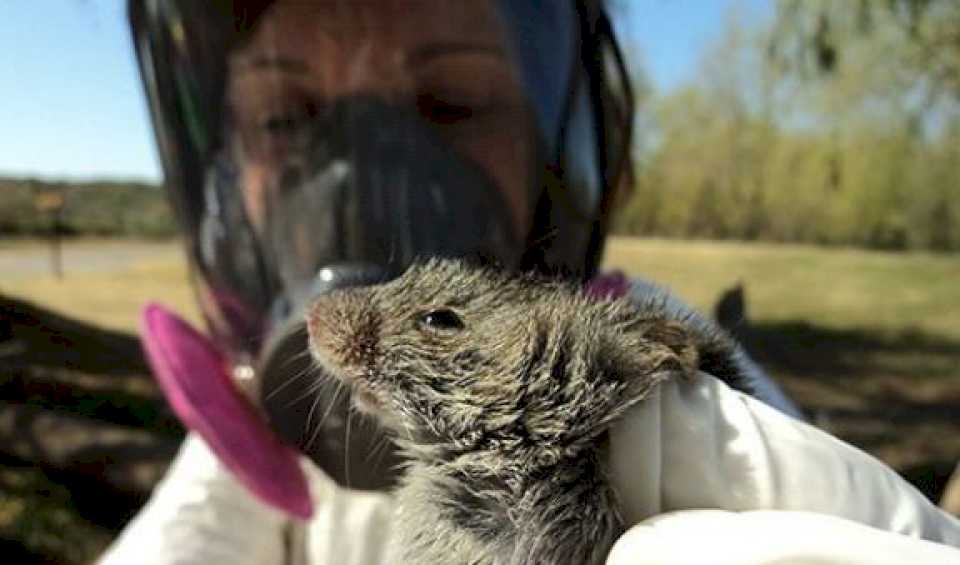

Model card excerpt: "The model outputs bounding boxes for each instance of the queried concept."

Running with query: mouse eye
[417,309,465,331]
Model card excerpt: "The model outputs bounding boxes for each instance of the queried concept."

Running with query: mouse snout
[306,290,381,377]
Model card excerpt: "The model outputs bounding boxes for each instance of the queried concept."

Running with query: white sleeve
[98,433,397,565]
[608,375,960,547]
[98,434,289,565]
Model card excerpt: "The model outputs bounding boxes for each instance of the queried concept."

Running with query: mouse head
[306,259,700,461]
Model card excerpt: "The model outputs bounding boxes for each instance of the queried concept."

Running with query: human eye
[255,100,319,137]
[416,91,478,125]
[414,55,520,128]
[235,90,320,162]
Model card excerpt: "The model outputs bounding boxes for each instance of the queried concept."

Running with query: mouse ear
[635,319,700,372]
[587,317,703,429]
[616,311,751,395]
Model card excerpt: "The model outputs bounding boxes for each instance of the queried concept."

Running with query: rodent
[306,258,753,565]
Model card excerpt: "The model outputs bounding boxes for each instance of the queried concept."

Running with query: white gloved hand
[607,510,960,564]
[607,374,960,562]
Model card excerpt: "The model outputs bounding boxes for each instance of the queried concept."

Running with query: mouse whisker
[279,370,331,411]
[304,379,345,452]
[318,380,346,429]
[299,370,339,404]
[344,404,354,488]
[275,347,314,370]
[303,388,325,450]
[365,430,392,469]
[266,364,322,403]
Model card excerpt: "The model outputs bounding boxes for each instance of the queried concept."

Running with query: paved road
[0,240,183,280]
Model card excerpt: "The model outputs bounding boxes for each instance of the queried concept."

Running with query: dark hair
[578,0,636,270]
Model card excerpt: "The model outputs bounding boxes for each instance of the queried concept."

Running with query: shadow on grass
[0,293,183,434]
[0,295,181,562]
[0,403,178,564]
[0,372,183,437]
[899,461,960,507]
[0,450,138,565]
[0,538,60,565]
[0,293,149,377]
[0,450,149,531]
[742,320,960,381]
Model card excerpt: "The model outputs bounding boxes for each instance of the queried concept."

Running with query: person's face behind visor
[228,0,534,238]
[193,0,550,356]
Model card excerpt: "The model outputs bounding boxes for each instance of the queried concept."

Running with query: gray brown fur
[306,259,750,565]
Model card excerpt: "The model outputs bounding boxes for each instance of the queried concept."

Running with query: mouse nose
[305,262,388,366]
[306,284,382,372]
[306,292,349,356]
[305,294,336,360]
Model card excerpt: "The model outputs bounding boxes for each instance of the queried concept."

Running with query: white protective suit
[99,280,960,564]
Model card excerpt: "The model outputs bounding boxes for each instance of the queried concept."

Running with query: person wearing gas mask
[100,1,960,563]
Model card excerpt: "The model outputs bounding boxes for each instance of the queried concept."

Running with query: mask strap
[585,269,630,300]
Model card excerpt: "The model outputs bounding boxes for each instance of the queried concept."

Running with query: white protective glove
[608,510,960,564]
[606,374,960,564]
[603,277,960,563]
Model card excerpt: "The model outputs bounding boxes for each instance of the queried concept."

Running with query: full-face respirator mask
[128,0,634,515]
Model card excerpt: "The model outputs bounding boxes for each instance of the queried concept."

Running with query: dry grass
[0,240,201,333]
[602,236,960,340]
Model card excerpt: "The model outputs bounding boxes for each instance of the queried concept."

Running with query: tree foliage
[614,3,960,252]
[768,0,960,105]
[0,178,176,238]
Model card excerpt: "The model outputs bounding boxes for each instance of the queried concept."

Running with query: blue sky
[0,0,772,182]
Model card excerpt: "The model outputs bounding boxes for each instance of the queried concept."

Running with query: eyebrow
[233,42,506,75]
[408,43,506,66]
[233,55,311,74]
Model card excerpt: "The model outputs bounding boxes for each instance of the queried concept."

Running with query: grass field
[605,237,960,340]
[0,236,958,563]
[0,239,202,332]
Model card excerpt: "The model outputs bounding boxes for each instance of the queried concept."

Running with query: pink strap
[141,304,313,519]
[585,270,631,300]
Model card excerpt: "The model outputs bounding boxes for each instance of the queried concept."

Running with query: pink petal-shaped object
[141,303,313,519]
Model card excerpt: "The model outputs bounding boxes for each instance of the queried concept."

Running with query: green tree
[614,3,959,252]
